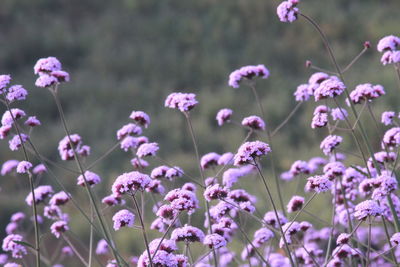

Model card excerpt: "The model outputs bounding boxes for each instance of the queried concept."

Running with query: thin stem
[366,216,372,267]
[271,102,302,137]
[131,193,153,267]
[342,46,368,73]
[151,213,181,258]
[87,140,122,170]
[62,235,89,266]
[324,180,337,265]
[88,206,94,267]
[284,192,317,234]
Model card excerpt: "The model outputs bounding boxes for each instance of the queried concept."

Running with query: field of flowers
[1,0,400,266]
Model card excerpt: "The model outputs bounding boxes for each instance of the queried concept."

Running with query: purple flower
[382,127,400,148]
[58,134,90,160]
[390,232,400,246]
[0,74,11,94]
[201,152,220,169]
[331,108,348,121]
[289,160,310,176]
[320,135,343,155]
[228,64,270,88]
[130,158,149,169]
[51,70,70,83]
[308,157,327,173]
[50,220,69,238]
[241,115,266,131]
[306,175,332,193]
[35,74,58,88]
[371,173,397,200]
[1,160,19,176]
[311,106,328,128]
[218,152,234,165]
[6,85,28,102]
[96,239,109,255]
[6,223,18,235]
[156,204,179,223]
[130,111,150,128]
[381,111,395,126]
[204,184,229,202]
[164,92,198,112]
[77,171,101,187]
[10,212,25,223]
[0,124,12,139]
[165,166,184,180]
[381,50,400,65]
[204,234,227,249]
[25,185,53,206]
[112,171,151,197]
[377,35,400,52]
[323,161,345,179]
[264,211,287,228]
[32,164,46,175]
[182,182,196,192]
[216,108,233,126]
[287,196,305,213]
[145,179,165,194]
[234,141,271,166]
[151,165,169,179]
[112,209,135,230]
[34,57,62,74]
[25,116,41,127]
[49,191,70,206]
[253,228,274,247]
[137,142,159,158]
[354,200,382,220]
[102,194,125,206]
[294,84,312,102]
[348,83,385,104]
[314,77,346,101]
[9,134,29,151]
[2,234,27,258]
[116,123,142,140]
[164,188,199,214]
[171,225,205,243]
[16,161,32,174]
[2,108,26,126]
[336,233,351,245]
[277,0,300,23]
[61,246,73,256]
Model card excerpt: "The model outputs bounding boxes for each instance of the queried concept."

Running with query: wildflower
[287,196,305,213]
[354,200,382,220]
[381,111,395,126]
[32,164,46,175]
[201,152,220,169]
[35,74,59,88]
[234,141,271,165]
[323,162,346,179]
[320,135,343,155]
[96,239,109,255]
[146,179,165,194]
[164,188,199,214]
[16,161,32,174]
[102,195,124,206]
[204,184,229,201]
[44,205,63,220]
[61,246,73,257]
[331,108,348,121]
[129,111,150,128]
[204,234,227,249]
[25,116,41,127]
[156,205,179,223]
[348,83,385,105]
[49,191,70,206]
[182,182,196,192]
[1,160,19,176]
[112,171,151,197]
[377,35,400,52]
[264,211,288,228]
[10,212,25,223]
[6,85,28,102]
[116,123,142,140]
[0,124,12,139]
[25,185,53,206]
[294,84,312,102]
[50,221,69,238]
[2,108,26,126]
[277,0,300,23]
[314,77,346,101]
[2,234,27,258]
[171,225,205,243]
[57,134,90,160]
[77,171,101,187]
[253,228,274,247]
[371,173,397,200]
[120,136,138,151]
[336,233,350,245]
[9,134,29,151]
[6,223,18,234]
[306,175,332,193]
[165,166,184,180]
[241,115,266,131]
[382,127,400,148]
[112,209,135,231]
[390,232,400,246]
[137,142,159,158]
[165,92,198,112]
[218,152,234,165]
[311,106,329,128]
[216,108,233,126]
[228,64,269,88]
[0,74,11,94]
[289,160,310,176]
[137,250,180,267]
[308,157,327,173]
[34,57,62,74]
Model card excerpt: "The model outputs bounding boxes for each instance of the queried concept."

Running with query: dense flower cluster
[165,92,198,112]
[234,141,271,165]
[228,64,269,88]
[34,57,70,88]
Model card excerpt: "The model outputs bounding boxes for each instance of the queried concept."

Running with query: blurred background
[0,0,399,265]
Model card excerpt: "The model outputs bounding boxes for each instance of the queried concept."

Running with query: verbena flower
[136,142,159,158]
[354,200,382,220]
[381,111,395,126]
[171,225,205,243]
[264,211,287,228]
[129,111,150,128]
[382,127,400,148]
[6,85,28,102]
[165,166,184,180]
[200,152,220,169]
[9,134,29,151]
[77,171,101,187]
[204,184,229,201]
[102,194,125,206]
[34,57,69,88]
[216,108,233,126]
[116,123,142,140]
[277,0,300,23]
[234,141,271,166]
[61,246,73,257]
[49,191,70,206]
[320,135,343,155]
[218,152,234,165]
[50,220,69,238]
[25,116,41,127]
[151,165,170,179]
[0,74,11,94]
[1,160,19,176]
[10,212,25,223]
[287,195,305,213]
[112,209,135,230]
[96,239,109,255]
[306,175,332,193]
[331,108,348,121]
[164,92,198,112]
[58,134,90,160]
[204,234,227,249]
[348,83,385,104]
[314,77,346,101]
[2,234,27,258]
[294,84,312,102]
[390,232,400,246]
[336,233,350,245]
[112,171,151,197]
[2,108,26,126]
[241,115,266,131]
[25,185,53,206]
[16,161,32,174]
[32,164,46,175]
[228,64,269,88]
[289,160,310,176]
[253,228,274,247]
[377,35,400,52]
[164,188,199,214]
[323,161,345,180]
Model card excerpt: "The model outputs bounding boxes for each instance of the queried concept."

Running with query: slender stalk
[151,213,181,258]
[3,95,41,267]
[62,235,89,266]
[284,192,317,234]
[342,46,368,73]
[87,140,122,169]
[131,193,153,267]
[271,102,302,137]
[324,180,337,265]
[366,216,372,267]
[88,206,94,267]
[253,161,295,267]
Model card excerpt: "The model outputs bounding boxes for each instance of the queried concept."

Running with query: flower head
[228,64,269,88]
[204,234,227,249]
[2,108,26,126]
[130,111,150,128]
[16,161,32,174]
[234,141,271,166]
[1,160,19,176]
[171,225,205,243]
[77,171,101,187]
[137,142,159,158]
[96,239,108,255]
[2,234,27,258]
[49,191,70,206]
[9,134,29,151]
[381,111,395,126]
[201,152,220,169]
[287,196,305,213]
[112,209,135,230]
[377,35,400,52]
[216,108,233,126]
[25,116,41,127]
[6,85,28,102]
[50,220,69,238]
[112,171,151,197]
[320,135,343,155]
[241,115,266,131]
[354,200,382,220]
[0,74,11,94]
[348,83,385,104]
[165,92,198,112]
[277,0,300,23]
[306,175,332,193]
[314,77,346,101]
[25,185,53,206]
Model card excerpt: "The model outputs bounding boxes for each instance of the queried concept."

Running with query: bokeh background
[0,0,399,265]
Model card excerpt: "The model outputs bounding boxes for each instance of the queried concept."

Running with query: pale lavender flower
[2,234,27,258]
[116,123,142,140]
[381,111,395,126]
[35,74,58,88]
[287,196,305,213]
[228,64,270,88]
[234,141,271,165]
[112,209,135,230]
[120,136,138,151]
[165,166,184,180]
[61,246,73,256]
[130,158,149,169]
[145,179,165,194]
[2,108,26,126]
[264,211,287,228]
[0,124,12,139]
[314,77,346,101]
[323,161,345,179]
[44,205,63,220]
[50,220,69,238]
[381,51,394,65]
[58,134,90,160]
[171,225,205,243]
[49,191,70,206]
[151,165,169,179]
[216,108,233,126]
[382,127,400,148]
[309,72,330,85]
[201,152,220,169]
[311,112,328,129]
[241,115,266,131]
[294,84,312,102]
[0,254,8,265]
[6,85,27,102]
[182,182,196,192]
[32,164,46,175]
[112,171,151,197]
[229,189,256,204]
[10,212,25,223]
[289,160,310,176]
[218,152,234,165]
[371,173,397,200]
[390,232,400,246]
[6,223,18,234]
[204,234,226,249]
[137,250,179,267]
[1,160,19,176]
[25,116,41,127]
[377,35,400,52]
[156,205,179,223]
[354,200,382,220]
[50,70,70,83]
[320,135,343,155]
[130,111,150,128]
[77,171,101,187]
[204,184,229,201]
[308,157,327,173]
[137,142,159,158]
[16,161,32,174]
[277,0,300,23]
[102,195,124,206]
[9,134,29,151]
[331,108,348,121]
[164,92,198,112]
[34,57,62,74]
[348,83,385,104]
[0,74,11,94]
[96,239,109,255]
[150,218,167,233]
[164,188,199,214]
[253,228,274,247]
[25,185,53,206]
[306,175,332,193]
[148,238,178,254]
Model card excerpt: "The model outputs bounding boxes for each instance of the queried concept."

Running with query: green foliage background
[0,0,399,265]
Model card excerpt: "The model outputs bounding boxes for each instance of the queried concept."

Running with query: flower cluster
[34,57,70,88]
[228,64,269,88]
